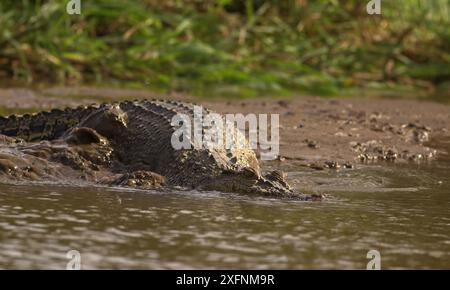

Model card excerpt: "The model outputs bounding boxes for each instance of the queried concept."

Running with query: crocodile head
[198,167,312,199]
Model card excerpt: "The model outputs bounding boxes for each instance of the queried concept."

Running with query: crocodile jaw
[196,171,306,198]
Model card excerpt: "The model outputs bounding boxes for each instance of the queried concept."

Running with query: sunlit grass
[0,0,448,98]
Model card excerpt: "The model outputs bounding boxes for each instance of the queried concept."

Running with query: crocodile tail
[0,105,100,141]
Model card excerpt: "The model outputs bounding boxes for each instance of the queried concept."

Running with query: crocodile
[0,100,319,200]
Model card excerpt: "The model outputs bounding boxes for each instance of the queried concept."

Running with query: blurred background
[0,0,449,100]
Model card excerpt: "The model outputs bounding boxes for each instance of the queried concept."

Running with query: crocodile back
[0,105,99,141]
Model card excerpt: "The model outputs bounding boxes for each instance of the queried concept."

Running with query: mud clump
[111,170,165,188]
[399,123,431,144]
[351,140,436,162]
[0,132,117,185]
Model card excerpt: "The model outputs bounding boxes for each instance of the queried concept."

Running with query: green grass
[0,0,449,99]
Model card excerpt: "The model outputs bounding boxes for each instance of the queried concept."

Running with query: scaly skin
[0,100,320,200]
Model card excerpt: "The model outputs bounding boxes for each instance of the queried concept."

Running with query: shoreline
[1,87,449,172]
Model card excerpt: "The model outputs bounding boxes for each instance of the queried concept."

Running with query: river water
[0,143,449,269]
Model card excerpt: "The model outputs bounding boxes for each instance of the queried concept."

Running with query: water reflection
[0,158,449,269]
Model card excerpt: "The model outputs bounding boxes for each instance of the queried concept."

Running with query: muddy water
[0,150,449,269]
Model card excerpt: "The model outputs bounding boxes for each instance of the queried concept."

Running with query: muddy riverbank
[1,86,449,172]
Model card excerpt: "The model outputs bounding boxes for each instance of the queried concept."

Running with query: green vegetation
[0,0,449,98]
